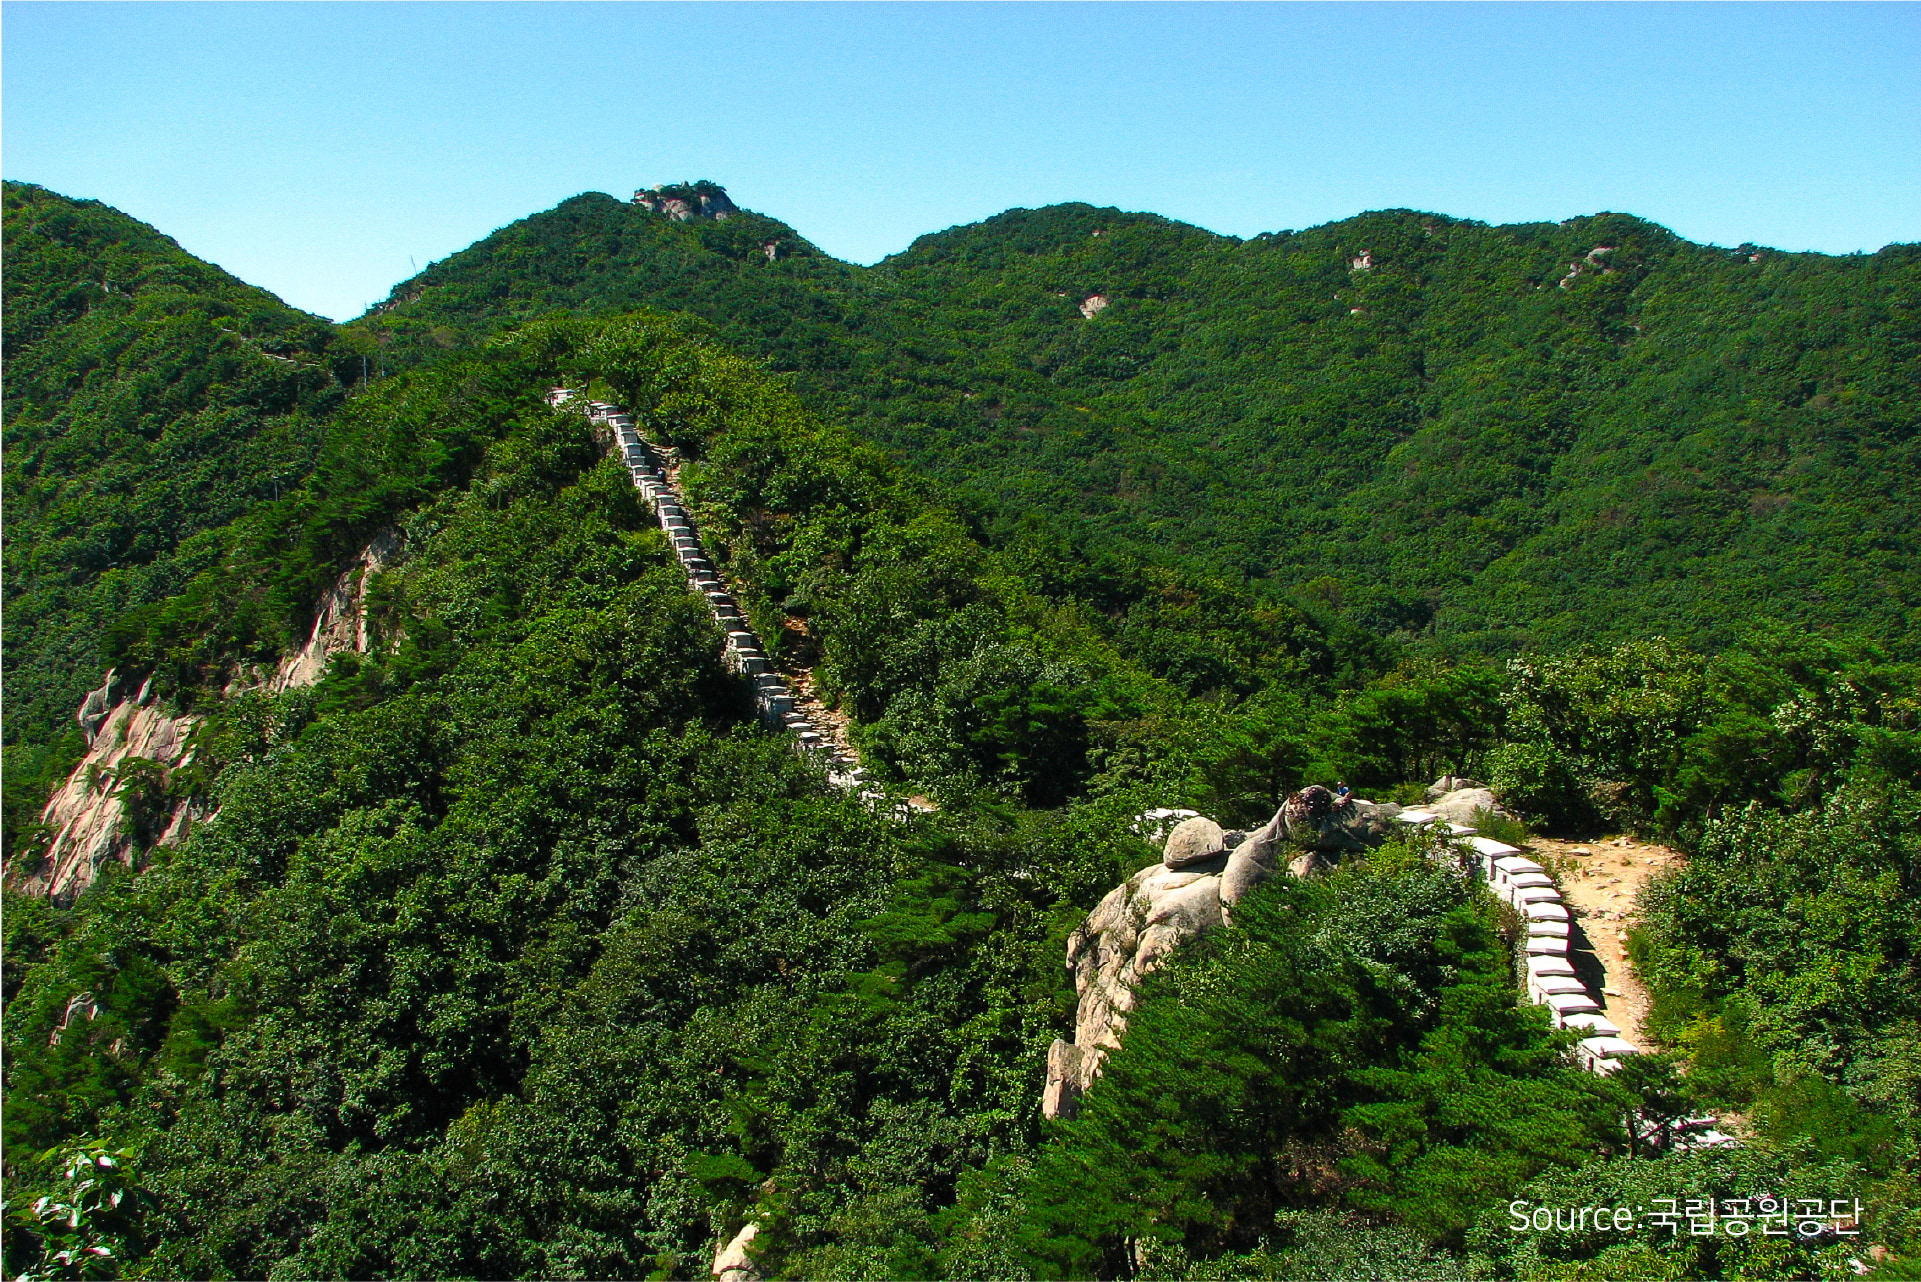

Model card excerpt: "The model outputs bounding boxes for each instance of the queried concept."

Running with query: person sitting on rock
[1334,782,1353,808]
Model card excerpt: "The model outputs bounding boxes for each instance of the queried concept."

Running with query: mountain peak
[631,180,738,221]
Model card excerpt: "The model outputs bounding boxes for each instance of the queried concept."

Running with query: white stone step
[1545,991,1602,1022]
[1562,1012,1621,1037]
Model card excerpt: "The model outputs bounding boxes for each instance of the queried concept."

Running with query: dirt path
[786,663,865,775]
[1528,834,1685,1045]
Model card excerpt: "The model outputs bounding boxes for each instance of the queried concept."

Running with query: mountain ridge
[351,184,1921,659]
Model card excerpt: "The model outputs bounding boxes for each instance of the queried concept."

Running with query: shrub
[1485,741,1591,829]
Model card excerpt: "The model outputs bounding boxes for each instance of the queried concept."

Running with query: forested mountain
[356,189,1921,658]
[4,184,1918,1279]
[1,182,357,849]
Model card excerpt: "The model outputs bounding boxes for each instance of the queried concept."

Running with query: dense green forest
[354,189,1921,659]
[4,184,1919,1278]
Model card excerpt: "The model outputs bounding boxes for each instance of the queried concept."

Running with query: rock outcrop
[1043,789,1401,1119]
[633,182,739,221]
[13,531,404,904]
[263,528,403,693]
[1427,783,1505,826]
[1046,773,1705,1126]
[1161,815,1226,867]
[1425,774,1482,800]
[1221,809,1285,904]
[12,682,202,904]
[712,1222,759,1282]
[1048,856,1224,1119]
[75,671,123,745]
[1280,785,1402,856]
[48,992,102,1047]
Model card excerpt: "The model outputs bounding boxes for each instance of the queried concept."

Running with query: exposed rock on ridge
[633,182,739,221]
[1280,784,1401,859]
[262,527,403,693]
[1043,790,1400,1119]
[712,1222,760,1282]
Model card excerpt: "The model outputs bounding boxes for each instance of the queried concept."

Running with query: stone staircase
[554,390,873,796]
[559,386,1730,1148]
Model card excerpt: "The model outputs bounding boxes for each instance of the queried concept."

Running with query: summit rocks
[633,182,739,221]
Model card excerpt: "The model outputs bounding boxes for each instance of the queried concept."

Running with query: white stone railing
[1391,806,1732,1144]
[1394,808,1637,1069]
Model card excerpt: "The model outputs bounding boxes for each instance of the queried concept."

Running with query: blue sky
[5,2,1917,322]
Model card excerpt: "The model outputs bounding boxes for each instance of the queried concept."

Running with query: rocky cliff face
[12,673,203,904]
[632,182,739,221]
[254,527,402,694]
[8,530,403,904]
